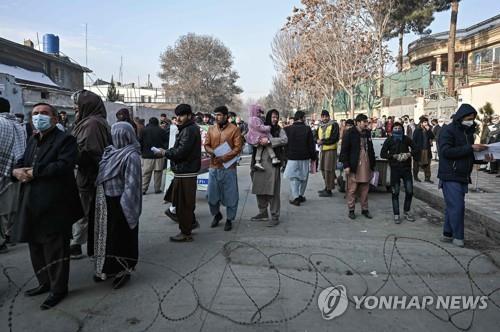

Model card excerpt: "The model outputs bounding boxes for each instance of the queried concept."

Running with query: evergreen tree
[107,76,119,102]
[386,0,436,72]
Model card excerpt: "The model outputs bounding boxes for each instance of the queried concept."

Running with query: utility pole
[85,23,88,86]
[119,56,123,84]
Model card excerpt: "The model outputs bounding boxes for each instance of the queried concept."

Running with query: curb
[413,184,500,244]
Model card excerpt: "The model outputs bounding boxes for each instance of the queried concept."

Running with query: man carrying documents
[204,106,243,231]
[438,104,494,248]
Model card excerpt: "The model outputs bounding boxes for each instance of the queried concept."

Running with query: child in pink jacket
[245,105,280,171]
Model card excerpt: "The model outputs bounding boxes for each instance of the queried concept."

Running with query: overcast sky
[1,0,499,101]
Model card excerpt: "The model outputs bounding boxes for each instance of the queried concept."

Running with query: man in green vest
[316,110,340,197]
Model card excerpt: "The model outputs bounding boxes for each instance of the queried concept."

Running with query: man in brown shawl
[70,90,110,258]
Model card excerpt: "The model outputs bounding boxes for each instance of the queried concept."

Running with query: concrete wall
[103,101,174,125]
[459,82,500,114]
[0,73,23,114]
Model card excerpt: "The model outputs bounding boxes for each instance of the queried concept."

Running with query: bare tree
[159,33,243,112]
[286,0,381,118]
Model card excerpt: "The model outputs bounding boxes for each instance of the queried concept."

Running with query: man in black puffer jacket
[157,104,201,242]
[381,122,418,224]
[438,103,490,248]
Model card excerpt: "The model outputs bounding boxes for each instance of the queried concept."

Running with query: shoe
[404,212,415,222]
[319,190,333,197]
[271,157,281,166]
[251,211,269,221]
[25,284,50,297]
[414,178,421,182]
[224,220,233,231]
[191,220,200,230]
[452,239,465,248]
[298,196,306,203]
[424,179,434,184]
[289,198,301,206]
[143,191,147,195]
[267,218,280,227]
[440,235,453,243]
[0,243,7,254]
[40,292,67,310]
[253,163,265,171]
[348,211,356,220]
[170,233,193,242]
[164,209,179,223]
[394,215,401,224]
[211,212,223,228]
[112,272,131,289]
[70,245,84,260]
[362,210,373,219]
[93,275,107,283]
[318,188,327,194]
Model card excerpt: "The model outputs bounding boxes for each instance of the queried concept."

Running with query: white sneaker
[271,157,281,165]
[452,239,465,248]
[253,163,265,171]
[404,212,415,222]
[394,215,401,224]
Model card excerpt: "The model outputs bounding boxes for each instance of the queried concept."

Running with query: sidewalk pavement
[413,162,500,242]
[1,163,500,331]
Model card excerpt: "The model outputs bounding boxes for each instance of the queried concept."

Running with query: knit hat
[321,110,329,117]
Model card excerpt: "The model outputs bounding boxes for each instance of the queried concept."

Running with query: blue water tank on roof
[43,34,59,55]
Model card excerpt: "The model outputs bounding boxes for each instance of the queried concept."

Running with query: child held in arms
[245,104,280,171]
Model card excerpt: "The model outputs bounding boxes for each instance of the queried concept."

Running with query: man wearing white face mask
[12,103,83,309]
[437,104,492,248]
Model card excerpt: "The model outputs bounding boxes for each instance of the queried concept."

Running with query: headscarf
[96,122,141,228]
[70,90,110,169]
[0,113,27,194]
[265,109,281,138]
[116,108,138,134]
[71,90,109,138]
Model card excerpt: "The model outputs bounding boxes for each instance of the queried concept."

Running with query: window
[494,47,500,64]
[41,91,49,99]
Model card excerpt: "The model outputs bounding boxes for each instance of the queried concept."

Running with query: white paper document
[474,142,500,160]
[214,142,238,168]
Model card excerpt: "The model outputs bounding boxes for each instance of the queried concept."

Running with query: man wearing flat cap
[204,105,242,231]
[156,104,201,242]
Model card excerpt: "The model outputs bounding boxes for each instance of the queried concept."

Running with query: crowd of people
[0,91,495,311]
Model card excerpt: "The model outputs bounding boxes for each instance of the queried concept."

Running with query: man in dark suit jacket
[13,102,83,310]
[340,114,376,219]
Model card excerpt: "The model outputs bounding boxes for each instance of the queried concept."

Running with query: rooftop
[408,14,500,52]
[0,63,60,89]
[0,36,92,73]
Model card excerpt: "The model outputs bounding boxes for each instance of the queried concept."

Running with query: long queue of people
[0,91,494,311]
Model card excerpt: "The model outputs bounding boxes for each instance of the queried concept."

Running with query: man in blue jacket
[438,104,491,248]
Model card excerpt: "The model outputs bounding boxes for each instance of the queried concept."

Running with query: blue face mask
[392,129,403,141]
[32,114,53,132]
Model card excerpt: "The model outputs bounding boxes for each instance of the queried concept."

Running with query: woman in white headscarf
[94,122,142,289]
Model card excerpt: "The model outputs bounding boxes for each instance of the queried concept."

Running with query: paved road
[1,162,500,332]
